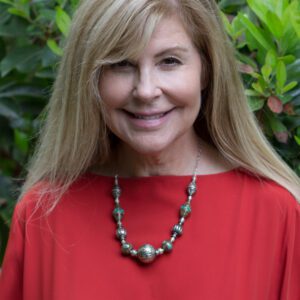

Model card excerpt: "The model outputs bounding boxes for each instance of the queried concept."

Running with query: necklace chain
[111,151,201,264]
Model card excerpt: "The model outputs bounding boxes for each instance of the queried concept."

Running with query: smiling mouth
[124,109,174,120]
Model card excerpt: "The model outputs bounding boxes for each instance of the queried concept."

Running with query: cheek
[99,73,133,108]
[167,71,202,107]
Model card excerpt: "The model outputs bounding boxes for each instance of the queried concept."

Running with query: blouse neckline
[86,167,241,181]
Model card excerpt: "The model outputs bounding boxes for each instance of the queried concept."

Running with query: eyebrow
[154,46,189,58]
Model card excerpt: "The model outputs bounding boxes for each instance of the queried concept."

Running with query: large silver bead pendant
[137,244,156,263]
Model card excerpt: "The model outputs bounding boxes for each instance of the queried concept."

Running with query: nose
[132,67,161,101]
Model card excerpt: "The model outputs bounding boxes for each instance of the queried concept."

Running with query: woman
[0,0,299,299]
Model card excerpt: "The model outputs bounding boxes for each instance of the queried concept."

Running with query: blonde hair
[21,0,299,210]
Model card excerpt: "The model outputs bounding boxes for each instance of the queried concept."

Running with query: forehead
[136,14,196,58]
[98,5,198,64]
[151,15,193,45]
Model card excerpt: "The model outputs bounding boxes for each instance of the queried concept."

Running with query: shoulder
[230,168,299,217]
[16,173,113,217]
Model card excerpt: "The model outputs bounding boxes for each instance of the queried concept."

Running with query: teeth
[134,113,165,120]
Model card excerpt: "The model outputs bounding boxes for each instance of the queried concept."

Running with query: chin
[126,139,173,156]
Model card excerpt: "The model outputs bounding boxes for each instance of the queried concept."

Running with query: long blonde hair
[21,0,300,210]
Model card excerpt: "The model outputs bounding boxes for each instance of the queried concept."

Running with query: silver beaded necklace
[111,152,201,264]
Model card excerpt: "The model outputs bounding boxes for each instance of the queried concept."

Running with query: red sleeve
[0,202,25,299]
[280,197,300,299]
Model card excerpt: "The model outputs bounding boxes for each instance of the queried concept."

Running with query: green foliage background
[0,0,300,265]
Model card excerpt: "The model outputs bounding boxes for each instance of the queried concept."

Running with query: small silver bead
[173,224,183,236]
[155,248,164,255]
[121,239,126,244]
[180,204,191,217]
[162,240,173,252]
[170,236,176,243]
[117,221,122,227]
[113,207,124,221]
[179,217,185,225]
[130,249,138,256]
[121,243,133,255]
[112,186,121,198]
[187,182,197,196]
[114,199,120,205]
[116,227,127,239]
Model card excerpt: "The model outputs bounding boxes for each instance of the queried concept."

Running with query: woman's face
[99,14,203,155]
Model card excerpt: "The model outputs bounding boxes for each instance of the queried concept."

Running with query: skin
[98,14,232,177]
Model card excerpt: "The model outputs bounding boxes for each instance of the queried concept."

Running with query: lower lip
[124,109,174,129]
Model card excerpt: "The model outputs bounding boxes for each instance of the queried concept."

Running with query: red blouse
[0,169,299,299]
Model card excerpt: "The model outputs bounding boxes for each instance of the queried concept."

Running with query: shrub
[0,0,77,265]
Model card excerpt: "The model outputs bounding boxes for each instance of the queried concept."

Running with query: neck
[91,131,235,177]
[112,131,200,177]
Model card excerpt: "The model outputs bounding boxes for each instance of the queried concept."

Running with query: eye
[161,57,182,66]
[110,60,134,69]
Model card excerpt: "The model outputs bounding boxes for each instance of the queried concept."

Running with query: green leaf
[41,47,58,67]
[289,1,300,38]
[71,0,80,10]
[278,94,293,104]
[35,69,55,79]
[47,39,63,56]
[218,0,246,11]
[265,11,284,39]
[258,76,267,91]
[265,50,277,69]
[282,81,298,94]
[231,16,245,39]
[0,0,12,4]
[294,135,300,146]
[286,59,300,82]
[221,12,233,36]
[14,129,28,154]
[278,55,296,65]
[17,54,42,74]
[7,7,28,20]
[55,7,71,37]
[0,18,27,37]
[276,61,287,91]
[0,86,45,99]
[238,13,275,52]
[268,114,287,133]
[0,103,18,120]
[261,64,272,82]
[236,52,257,68]
[0,38,5,61]
[0,46,36,76]
[37,9,56,22]
[0,46,41,76]
[247,0,268,24]
[286,58,300,81]
[250,72,261,79]
[0,4,10,25]
[245,89,261,97]
[275,0,289,18]
[252,82,264,94]
[247,97,264,111]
